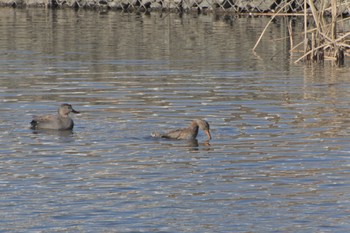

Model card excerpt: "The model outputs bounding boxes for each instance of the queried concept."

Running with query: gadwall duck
[30,103,80,130]
[152,119,212,140]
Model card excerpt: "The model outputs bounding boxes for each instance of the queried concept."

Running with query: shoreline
[0,0,349,17]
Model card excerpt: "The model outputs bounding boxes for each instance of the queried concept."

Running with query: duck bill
[72,109,80,114]
[205,130,212,140]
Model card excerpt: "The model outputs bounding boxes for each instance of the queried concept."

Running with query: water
[1,8,350,232]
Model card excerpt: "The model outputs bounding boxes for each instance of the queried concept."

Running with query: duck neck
[190,121,199,138]
[58,110,69,118]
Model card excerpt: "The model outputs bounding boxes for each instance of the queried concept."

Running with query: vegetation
[253,0,350,65]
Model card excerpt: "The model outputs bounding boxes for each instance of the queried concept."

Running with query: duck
[30,103,80,130]
[152,119,212,140]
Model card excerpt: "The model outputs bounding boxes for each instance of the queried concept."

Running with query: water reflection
[152,138,211,152]
[31,129,76,143]
[1,7,350,233]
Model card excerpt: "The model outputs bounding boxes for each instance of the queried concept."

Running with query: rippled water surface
[1,8,350,232]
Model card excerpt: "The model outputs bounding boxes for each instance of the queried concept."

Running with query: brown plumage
[30,103,80,130]
[152,119,212,140]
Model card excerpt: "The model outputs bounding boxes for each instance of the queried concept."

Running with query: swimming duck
[152,119,212,140]
[30,103,80,130]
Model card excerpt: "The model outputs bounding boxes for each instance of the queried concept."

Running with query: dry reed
[253,0,350,65]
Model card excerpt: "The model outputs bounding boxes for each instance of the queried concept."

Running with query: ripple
[1,8,350,232]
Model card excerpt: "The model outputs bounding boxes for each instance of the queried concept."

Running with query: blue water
[1,8,350,232]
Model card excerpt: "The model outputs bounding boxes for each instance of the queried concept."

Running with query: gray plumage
[30,103,80,130]
[152,119,212,140]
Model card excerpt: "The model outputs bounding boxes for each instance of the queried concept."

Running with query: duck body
[152,119,211,140]
[30,104,79,130]
[158,125,200,140]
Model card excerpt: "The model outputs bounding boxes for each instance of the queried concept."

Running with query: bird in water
[151,119,212,140]
[30,103,80,130]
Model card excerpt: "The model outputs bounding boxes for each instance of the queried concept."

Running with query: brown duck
[152,119,212,140]
[30,103,80,130]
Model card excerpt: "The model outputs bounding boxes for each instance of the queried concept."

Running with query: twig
[252,0,294,51]
[303,0,307,58]
[294,32,350,63]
